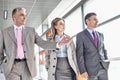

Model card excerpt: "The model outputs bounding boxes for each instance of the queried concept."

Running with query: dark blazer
[76,29,109,76]
[0,26,56,77]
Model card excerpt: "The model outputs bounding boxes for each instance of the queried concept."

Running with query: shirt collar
[14,25,24,30]
[87,28,98,38]
[55,34,66,43]
[55,34,66,39]
[87,28,94,34]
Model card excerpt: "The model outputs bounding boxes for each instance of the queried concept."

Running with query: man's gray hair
[12,7,26,16]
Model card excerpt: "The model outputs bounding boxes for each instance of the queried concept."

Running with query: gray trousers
[6,61,32,80]
[88,69,108,80]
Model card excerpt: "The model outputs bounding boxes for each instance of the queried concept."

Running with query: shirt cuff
[56,43,60,50]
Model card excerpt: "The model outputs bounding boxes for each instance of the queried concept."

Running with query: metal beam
[62,0,87,19]
[98,14,120,27]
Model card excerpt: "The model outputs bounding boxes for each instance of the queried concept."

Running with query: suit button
[54,58,56,60]
[22,43,24,45]
[52,74,55,76]
[53,65,55,68]
[53,50,55,52]
[24,51,26,53]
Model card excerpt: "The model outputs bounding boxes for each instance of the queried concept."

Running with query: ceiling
[0,0,61,30]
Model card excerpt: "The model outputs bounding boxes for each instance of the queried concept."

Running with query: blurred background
[0,0,120,80]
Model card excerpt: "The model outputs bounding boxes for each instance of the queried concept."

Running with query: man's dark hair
[12,7,26,17]
[85,12,96,25]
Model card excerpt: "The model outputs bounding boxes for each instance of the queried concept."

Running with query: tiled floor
[0,73,42,80]
[0,64,47,80]
[1,62,120,80]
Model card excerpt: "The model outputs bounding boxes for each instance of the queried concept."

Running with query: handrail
[103,57,120,62]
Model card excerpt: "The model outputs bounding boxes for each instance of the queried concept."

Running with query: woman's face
[55,20,65,33]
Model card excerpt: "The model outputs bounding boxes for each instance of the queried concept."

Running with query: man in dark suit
[0,7,70,80]
[76,12,110,80]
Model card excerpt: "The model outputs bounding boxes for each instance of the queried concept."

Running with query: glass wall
[65,7,83,36]
[64,7,83,44]
[84,0,120,23]
[96,18,120,80]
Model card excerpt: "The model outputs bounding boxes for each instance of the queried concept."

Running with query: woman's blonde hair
[51,17,65,40]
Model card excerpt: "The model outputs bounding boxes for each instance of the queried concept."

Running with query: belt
[14,58,26,62]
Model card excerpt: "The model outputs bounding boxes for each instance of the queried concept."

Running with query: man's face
[86,15,98,28]
[13,9,27,26]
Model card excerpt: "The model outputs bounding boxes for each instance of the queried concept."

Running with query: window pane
[64,7,82,45]
[65,7,83,36]
[84,0,120,23]
[96,18,120,80]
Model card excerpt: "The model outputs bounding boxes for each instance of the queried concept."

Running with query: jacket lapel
[22,27,28,43]
[96,32,102,50]
[84,29,97,48]
[8,26,29,44]
[8,26,16,44]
